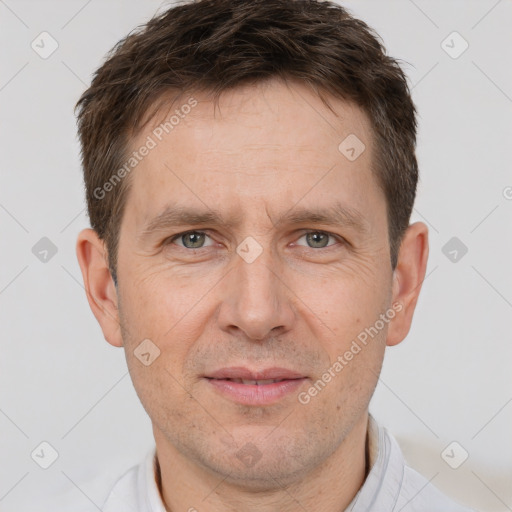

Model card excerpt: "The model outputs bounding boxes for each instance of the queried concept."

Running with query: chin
[192,427,335,491]
[208,455,307,492]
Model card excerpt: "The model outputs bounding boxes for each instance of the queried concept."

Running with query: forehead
[122,79,385,233]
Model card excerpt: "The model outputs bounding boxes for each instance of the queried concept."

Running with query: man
[75,0,474,510]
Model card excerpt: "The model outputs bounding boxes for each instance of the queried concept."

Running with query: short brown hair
[75,0,418,282]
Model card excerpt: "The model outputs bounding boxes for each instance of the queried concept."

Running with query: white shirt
[102,417,475,512]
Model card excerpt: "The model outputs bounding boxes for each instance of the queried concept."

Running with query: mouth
[204,367,308,405]
[218,378,293,385]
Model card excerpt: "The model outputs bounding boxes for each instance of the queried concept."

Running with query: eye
[170,231,214,249]
[295,231,340,249]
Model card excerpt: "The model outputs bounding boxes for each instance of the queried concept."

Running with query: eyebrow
[280,204,369,234]
[138,202,370,240]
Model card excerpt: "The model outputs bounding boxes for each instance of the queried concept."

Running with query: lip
[204,367,307,405]
[206,366,305,381]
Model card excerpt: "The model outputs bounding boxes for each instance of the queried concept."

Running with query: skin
[77,78,428,512]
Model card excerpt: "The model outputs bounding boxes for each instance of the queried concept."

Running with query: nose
[217,245,295,341]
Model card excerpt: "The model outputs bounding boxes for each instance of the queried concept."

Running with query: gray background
[1,0,511,510]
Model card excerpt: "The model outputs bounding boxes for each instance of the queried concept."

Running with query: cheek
[126,354,197,439]
[293,269,390,410]
[118,275,219,397]
[121,268,207,337]
[292,264,390,342]
[308,330,386,422]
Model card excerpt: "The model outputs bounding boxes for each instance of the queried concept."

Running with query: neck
[154,411,369,512]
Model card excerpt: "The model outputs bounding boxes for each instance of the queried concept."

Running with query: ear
[386,222,429,347]
[76,228,123,347]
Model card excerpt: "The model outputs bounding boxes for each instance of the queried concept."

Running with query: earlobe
[386,222,429,347]
[76,228,123,347]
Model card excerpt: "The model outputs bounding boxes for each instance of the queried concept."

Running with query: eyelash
[166,230,345,250]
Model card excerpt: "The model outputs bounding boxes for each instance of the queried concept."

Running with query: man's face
[114,80,394,485]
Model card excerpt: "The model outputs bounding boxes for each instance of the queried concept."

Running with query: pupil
[184,232,204,248]
[307,232,328,248]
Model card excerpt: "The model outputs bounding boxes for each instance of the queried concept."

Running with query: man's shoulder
[101,448,166,512]
[382,425,475,512]
[101,461,141,512]
[397,462,475,512]
[348,416,475,511]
